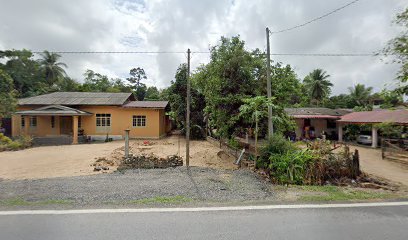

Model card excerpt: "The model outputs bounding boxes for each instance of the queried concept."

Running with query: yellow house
[12,92,171,144]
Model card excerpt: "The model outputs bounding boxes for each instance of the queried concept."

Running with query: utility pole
[186,48,191,167]
[266,27,273,137]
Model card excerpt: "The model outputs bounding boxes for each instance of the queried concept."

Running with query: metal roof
[285,108,352,117]
[18,92,134,106]
[15,105,92,116]
[338,109,408,125]
[122,101,169,109]
[290,114,341,119]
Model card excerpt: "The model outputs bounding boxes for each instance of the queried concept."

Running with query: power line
[31,51,186,54]
[269,0,361,34]
[29,50,383,57]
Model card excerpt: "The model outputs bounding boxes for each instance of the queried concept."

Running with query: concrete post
[338,124,343,142]
[24,116,30,136]
[124,129,130,158]
[372,127,378,148]
[72,116,79,144]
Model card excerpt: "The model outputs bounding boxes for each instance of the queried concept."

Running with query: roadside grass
[0,198,73,207]
[295,185,397,202]
[128,196,193,205]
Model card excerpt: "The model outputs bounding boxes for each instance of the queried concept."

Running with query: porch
[14,105,92,144]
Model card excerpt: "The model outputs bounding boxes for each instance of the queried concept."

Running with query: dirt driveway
[347,145,408,187]
[0,136,236,180]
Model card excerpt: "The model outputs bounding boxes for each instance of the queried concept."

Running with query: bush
[268,149,316,184]
[258,134,298,168]
[0,134,32,151]
[7,141,22,150]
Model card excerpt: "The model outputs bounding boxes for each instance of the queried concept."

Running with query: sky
[0,0,406,95]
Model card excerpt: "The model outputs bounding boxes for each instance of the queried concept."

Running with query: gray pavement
[0,204,407,240]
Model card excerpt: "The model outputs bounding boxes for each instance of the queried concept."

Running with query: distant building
[12,92,171,144]
[285,108,352,140]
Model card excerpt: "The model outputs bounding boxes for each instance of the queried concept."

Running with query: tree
[0,69,17,117]
[80,70,131,93]
[38,50,67,87]
[348,84,373,107]
[145,86,160,100]
[239,96,273,155]
[383,8,408,89]
[0,49,45,97]
[324,94,353,109]
[194,36,260,138]
[127,67,147,100]
[303,69,333,105]
[164,64,206,139]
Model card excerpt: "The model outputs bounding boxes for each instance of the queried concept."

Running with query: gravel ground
[0,167,274,208]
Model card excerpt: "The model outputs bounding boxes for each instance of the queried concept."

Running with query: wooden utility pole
[266,27,273,137]
[186,48,191,167]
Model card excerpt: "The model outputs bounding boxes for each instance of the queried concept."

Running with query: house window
[96,114,111,127]
[327,119,336,129]
[21,116,25,127]
[133,115,146,127]
[51,116,55,128]
[30,117,37,127]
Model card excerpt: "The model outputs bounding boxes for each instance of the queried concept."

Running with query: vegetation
[303,69,333,106]
[129,196,192,205]
[0,133,32,151]
[383,7,408,91]
[0,69,17,117]
[0,197,73,206]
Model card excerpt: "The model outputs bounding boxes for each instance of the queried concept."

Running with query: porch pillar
[338,123,343,142]
[72,116,79,144]
[371,126,378,148]
[24,116,30,136]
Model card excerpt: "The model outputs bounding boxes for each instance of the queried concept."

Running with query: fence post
[124,129,130,158]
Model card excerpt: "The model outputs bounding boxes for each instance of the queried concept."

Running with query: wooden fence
[381,139,408,165]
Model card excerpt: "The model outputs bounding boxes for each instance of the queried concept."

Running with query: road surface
[0,203,407,240]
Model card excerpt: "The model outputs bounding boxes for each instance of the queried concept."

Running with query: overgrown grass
[296,186,396,202]
[0,198,73,206]
[129,196,192,205]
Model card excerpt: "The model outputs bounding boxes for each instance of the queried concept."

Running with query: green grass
[0,198,73,206]
[296,186,396,202]
[129,196,193,205]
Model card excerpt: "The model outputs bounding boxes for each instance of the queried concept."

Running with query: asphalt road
[0,204,407,240]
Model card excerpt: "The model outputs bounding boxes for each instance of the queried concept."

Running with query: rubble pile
[119,154,183,170]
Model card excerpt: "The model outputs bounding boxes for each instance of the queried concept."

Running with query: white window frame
[132,115,146,127]
[96,113,111,132]
[29,116,37,128]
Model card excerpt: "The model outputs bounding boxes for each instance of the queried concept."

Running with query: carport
[337,109,408,148]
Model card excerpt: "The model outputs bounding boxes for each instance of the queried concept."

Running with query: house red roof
[338,109,408,125]
[291,115,340,119]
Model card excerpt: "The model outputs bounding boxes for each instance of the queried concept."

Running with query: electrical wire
[269,0,361,34]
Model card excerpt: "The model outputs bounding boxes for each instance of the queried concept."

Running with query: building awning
[15,105,93,116]
[291,115,341,119]
[338,109,408,125]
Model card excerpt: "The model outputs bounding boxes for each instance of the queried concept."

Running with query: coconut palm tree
[348,84,373,107]
[39,51,67,86]
[303,69,333,105]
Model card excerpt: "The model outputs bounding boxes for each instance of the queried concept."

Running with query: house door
[60,116,72,135]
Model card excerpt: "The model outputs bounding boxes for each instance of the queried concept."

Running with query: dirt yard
[0,136,236,180]
[346,145,408,187]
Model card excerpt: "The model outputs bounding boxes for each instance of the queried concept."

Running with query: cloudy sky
[0,0,406,95]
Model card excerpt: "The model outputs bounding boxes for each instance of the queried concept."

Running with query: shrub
[268,149,316,184]
[258,134,298,168]
[228,137,240,150]
[7,141,22,150]
[0,133,12,144]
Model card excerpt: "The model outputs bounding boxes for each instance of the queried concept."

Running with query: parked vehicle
[357,131,380,145]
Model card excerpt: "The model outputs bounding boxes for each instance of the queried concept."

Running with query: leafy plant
[258,134,298,168]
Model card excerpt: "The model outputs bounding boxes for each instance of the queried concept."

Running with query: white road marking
[0,201,407,216]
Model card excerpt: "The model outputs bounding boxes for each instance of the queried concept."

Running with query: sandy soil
[346,145,408,187]
[0,136,236,180]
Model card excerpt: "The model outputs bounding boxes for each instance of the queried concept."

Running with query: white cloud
[0,0,406,94]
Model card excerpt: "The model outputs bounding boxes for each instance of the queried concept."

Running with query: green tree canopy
[303,69,333,105]
[38,51,67,87]
[0,69,17,117]
[348,84,373,107]
[127,67,147,100]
